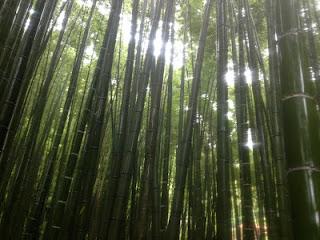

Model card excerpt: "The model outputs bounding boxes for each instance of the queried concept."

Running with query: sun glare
[224,61,235,86]
[246,128,254,150]
[244,68,252,84]
[54,11,65,31]
[119,14,184,69]
[225,70,235,86]
[83,43,96,65]
[153,30,163,58]
[77,0,93,8]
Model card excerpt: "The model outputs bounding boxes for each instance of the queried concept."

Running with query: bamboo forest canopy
[1,0,320,239]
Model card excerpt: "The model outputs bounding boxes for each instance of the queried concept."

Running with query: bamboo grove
[0,0,320,239]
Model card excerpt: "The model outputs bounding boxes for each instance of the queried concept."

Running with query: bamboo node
[70,152,79,157]
[276,28,303,42]
[287,166,320,174]
[281,93,314,102]
[51,225,62,229]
